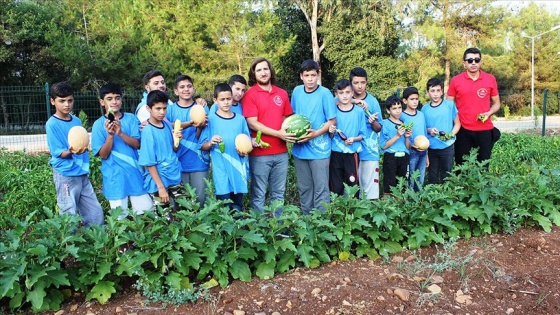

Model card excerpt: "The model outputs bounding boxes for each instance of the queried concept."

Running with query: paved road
[2,116,559,153]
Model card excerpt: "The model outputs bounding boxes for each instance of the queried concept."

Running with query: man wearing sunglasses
[447,47,501,166]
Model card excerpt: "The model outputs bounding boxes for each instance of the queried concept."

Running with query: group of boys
[46,47,500,225]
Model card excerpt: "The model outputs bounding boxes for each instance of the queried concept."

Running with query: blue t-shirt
[331,104,366,154]
[138,120,182,193]
[421,100,457,149]
[91,113,147,200]
[290,85,336,159]
[380,119,410,154]
[166,102,210,172]
[201,112,250,195]
[46,115,89,176]
[400,109,428,145]
[356,93,382,161]
[209,102,243,116]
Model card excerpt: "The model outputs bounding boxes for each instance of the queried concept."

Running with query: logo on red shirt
[273,95,283,106]
[477,88,488,98]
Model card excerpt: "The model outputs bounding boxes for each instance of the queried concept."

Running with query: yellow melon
[68,126,90,151]
[235,134,253,154]
[189,104,206,125]
[413,135,429,150]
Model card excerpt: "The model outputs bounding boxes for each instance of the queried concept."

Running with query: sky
[492,0,560,13]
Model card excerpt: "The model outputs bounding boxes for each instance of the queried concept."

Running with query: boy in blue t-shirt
[45,82,103,226]
[166,75,209,205]
[349,67,383,200]
[379,95,411,196]
[138,90,183,208]
[422,78,461,184]
[400,86,428,191]
[291,59,336,213]
[201,83,251,211]
[209,74,247,117]
[92,83,153,218]
[328,79,366,196]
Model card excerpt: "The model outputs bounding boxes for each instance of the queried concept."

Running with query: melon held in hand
[413,135,429,150]
[68,126,90,151]
[235,134,253,154]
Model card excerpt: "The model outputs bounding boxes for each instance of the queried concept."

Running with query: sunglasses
[464,58,481,64]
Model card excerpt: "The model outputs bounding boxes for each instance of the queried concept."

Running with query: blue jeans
[294,157,330,214]
[249,153,288,213]
[408,149,427,191]
[427,145,454,184]
[53,170,104,226]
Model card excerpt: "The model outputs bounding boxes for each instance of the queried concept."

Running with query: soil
[39,226,560,315]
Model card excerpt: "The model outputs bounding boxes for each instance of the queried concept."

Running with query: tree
[321,1,404,98]
[399,0,499,91]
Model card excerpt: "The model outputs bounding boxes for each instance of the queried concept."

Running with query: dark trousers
[427,145,455,184]
[454,127,494,166]
[382,152,409,194]
[329,151,359,196]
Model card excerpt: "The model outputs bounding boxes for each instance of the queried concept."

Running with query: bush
[1,133,559,312]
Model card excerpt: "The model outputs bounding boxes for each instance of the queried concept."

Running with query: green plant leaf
[230,260,251,282]
[242,230,266,245]
[26,281,47,311]
[277,252,296,273]
[532,214,552,232]
[9,291,25,309]
[296,244,314,267]
[1,263,25,297]
[338,251,350,262]
[256,261,275,280]
[165,271,182,290]
[85,280,116,304]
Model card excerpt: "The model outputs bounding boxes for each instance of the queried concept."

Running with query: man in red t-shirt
[447,47,501,166]
[243,58,295,213]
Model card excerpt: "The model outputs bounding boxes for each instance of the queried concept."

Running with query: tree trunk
[310,0,322,85]
[444,59,451,92]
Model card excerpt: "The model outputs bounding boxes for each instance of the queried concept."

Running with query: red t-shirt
[243,84,293,156]
[447,70,498,131]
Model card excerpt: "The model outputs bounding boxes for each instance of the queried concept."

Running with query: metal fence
[1,85,559,153]
[0,85,144,152]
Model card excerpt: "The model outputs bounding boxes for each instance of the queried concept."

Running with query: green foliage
[1,133,560,312]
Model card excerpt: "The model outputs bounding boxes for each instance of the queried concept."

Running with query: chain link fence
[1,85,559,153]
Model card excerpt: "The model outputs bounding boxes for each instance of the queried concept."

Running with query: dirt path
[38,226,560,315]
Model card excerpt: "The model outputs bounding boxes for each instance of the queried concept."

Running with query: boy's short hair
[174,74,194,88]
[99,83,123,99]
[349,67,368,81]
[143,70,164,85]
[228,74,247,86]
[402,86,419,100]
[50,82,73,99]
[214,83,232,98]
[463,47,481,60]
[299,59,319,74]
[147,90,169,107]
[385,95,403,109]
[248,57,276,86]
[334,79,352,92]
[426,78,444,92]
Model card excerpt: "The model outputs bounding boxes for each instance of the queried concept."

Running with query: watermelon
[284,114,311,139]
